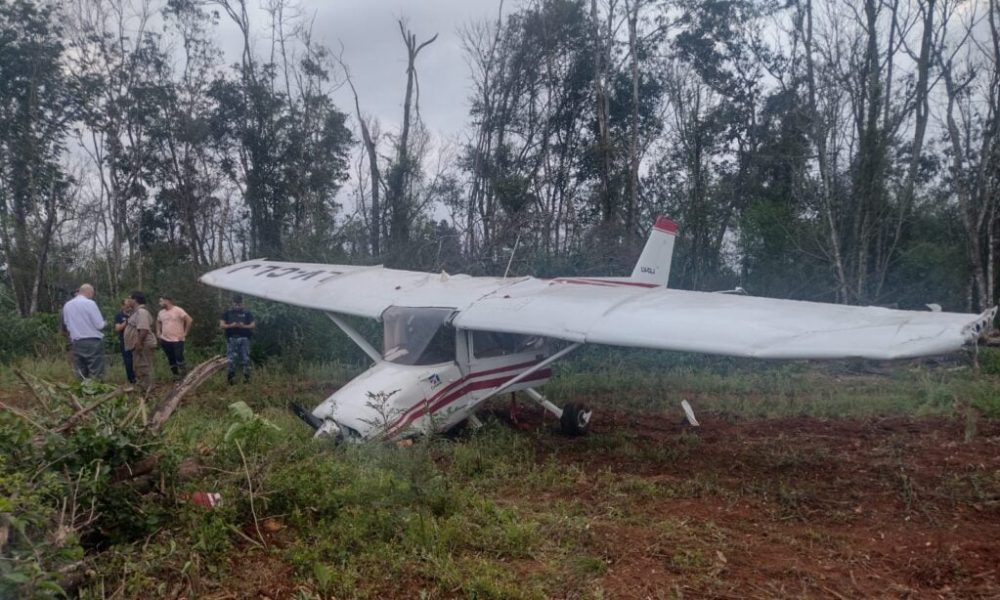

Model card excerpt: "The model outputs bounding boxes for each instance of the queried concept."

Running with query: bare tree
[876,0,938,296]
[460,5,505,257]
[385,21,438,262]
[938,0,1000,310]
[624,0,642,234]
[337,53,383,257]
[67,0,162,292]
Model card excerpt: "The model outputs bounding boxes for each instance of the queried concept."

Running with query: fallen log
[148,356,228,433]
[12,368,56,410]
[0,399,50,434]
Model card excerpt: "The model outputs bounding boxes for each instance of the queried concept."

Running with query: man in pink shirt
[156,296,193,379]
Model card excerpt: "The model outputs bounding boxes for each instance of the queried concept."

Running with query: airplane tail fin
[630,216,678,287]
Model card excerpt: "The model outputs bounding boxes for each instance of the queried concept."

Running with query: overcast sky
[216,0,507,139]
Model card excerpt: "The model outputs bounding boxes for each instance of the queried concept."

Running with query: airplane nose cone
[315,419,342,441]
[310,360,458,441]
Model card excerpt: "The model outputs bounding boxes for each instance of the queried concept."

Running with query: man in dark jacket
[219,294,255,384]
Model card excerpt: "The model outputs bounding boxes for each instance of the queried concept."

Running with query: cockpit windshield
[382,307,456,365]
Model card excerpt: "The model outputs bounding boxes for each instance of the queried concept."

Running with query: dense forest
[1,0,998,326]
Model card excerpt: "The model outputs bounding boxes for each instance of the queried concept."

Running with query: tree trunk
[803,0,849,302]
[29,179,59,314]
[876,0,935,298]
[942,59,989,309]
[591,0,614,227]
[625,0,641,235]
[387,22,437,262]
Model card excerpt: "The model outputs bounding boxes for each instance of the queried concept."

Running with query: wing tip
[962,306,997,341]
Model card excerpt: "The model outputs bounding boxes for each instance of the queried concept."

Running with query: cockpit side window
[418,325,456,365]
[471,330,544,358]
[382,307,457,365]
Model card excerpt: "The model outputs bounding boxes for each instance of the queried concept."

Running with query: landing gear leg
[509,392,519,424]
[524,387,591,436]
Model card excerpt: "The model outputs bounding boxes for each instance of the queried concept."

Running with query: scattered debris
[186,492,223,509]
[681,399,700,427]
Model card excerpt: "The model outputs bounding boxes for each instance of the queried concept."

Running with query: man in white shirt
[61,283,106,379]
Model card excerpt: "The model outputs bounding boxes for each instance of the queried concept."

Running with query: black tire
[560,403,591,436]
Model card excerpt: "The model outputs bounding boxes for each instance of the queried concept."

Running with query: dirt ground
[203,403,1000,599]
[11,371,995,599]
[505,406,1000,599]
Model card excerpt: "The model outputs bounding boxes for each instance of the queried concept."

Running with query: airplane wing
[200,260,995,360]
[198,260,511,319]
[452,279,996,360]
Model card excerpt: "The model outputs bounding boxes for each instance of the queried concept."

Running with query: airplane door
[415,363,462,432]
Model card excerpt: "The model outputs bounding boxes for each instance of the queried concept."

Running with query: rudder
[630,216,678,286]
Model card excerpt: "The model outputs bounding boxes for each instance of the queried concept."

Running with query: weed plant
[0,348,998,598]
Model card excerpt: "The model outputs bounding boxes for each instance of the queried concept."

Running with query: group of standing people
[111,292,188,393]
[61,285,257,392]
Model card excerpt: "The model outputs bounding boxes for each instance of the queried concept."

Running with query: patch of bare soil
[501,405,1000,598]
[61,388,998,599]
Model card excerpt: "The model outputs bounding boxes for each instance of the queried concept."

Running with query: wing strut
[327,313,382,363]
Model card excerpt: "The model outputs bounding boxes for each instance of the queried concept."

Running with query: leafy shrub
[0,309,61,364]
[977,347,1000,376]
[247,302,376,369]
[0,380,169,598]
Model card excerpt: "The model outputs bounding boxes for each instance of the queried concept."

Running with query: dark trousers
[226,337,251,382]
[121,349,136,383]
[72,338,105,380]
[160,340,187,377]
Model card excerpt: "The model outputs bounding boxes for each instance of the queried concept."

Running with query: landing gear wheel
[560,403,591,436]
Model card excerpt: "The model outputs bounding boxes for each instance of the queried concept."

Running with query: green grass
[547,349,1000,418]
[2,348,999,598]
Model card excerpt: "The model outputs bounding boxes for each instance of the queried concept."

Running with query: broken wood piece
[51,386,129,435]
[148,356,228,433]
[0,398,52,434]
[12,368,57,411]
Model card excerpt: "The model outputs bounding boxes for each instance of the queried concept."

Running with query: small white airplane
[200,217,996,442]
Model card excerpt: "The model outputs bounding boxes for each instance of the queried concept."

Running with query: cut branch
[148,356,228,433]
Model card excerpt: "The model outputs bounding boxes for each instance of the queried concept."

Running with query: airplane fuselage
[309,307,555,441]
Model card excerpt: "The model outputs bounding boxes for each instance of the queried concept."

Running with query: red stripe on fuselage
[386,369,552,438]
[383,363,551,437]
[381,359,543,434]
[385,358,544,429]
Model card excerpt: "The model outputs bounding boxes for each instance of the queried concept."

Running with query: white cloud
[214,0,507,136]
